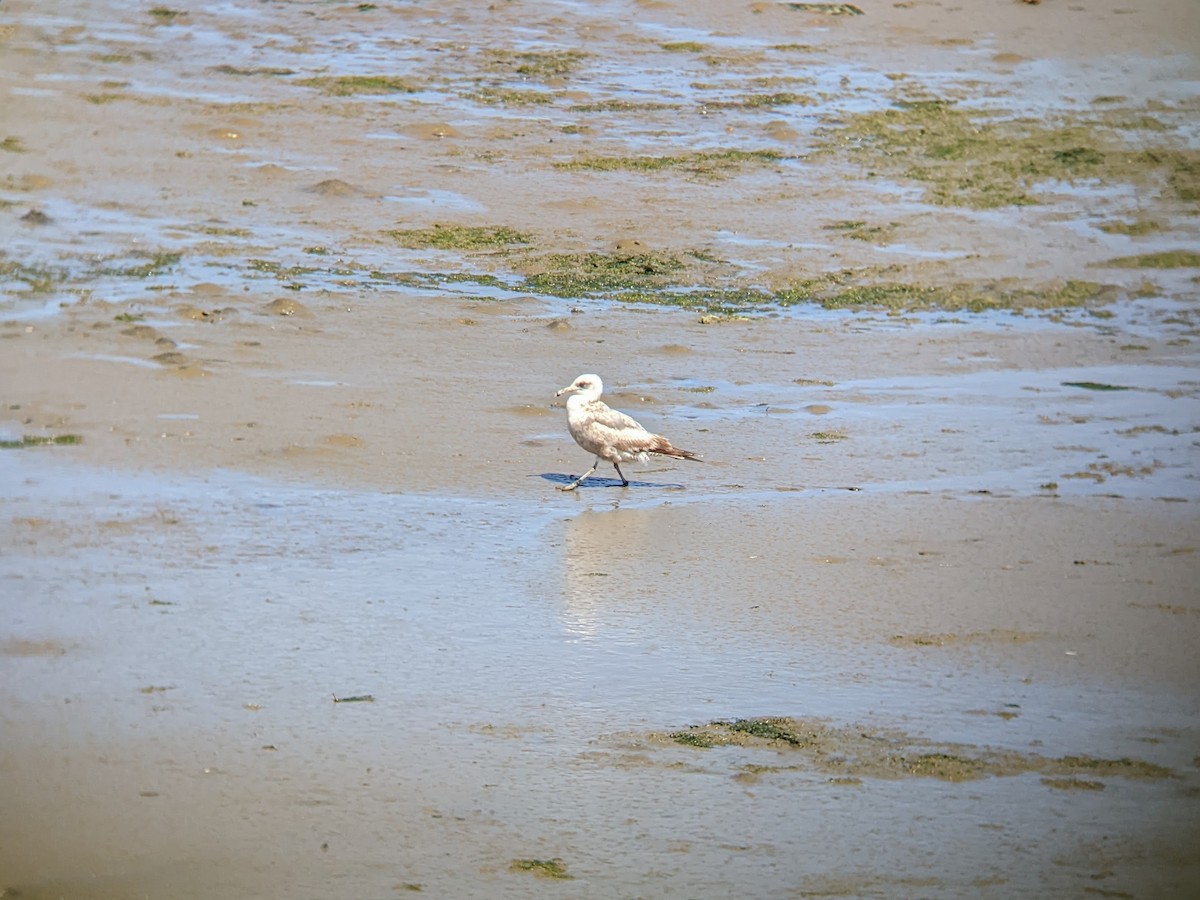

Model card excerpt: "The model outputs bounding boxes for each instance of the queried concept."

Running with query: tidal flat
[1,0,1198,897]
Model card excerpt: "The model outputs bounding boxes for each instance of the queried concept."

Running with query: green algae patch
[1,249,179,289]
[482,49,587,80]
[211,64,295,77]
[811,430,849,443]
[786,3,865,13]
[509,858,572,880]
[1097,219,1163,236]
[417,272,511,291]
[361,269,512,294]
[729,718,815,745]
[774,275,1114,313]
[1099,250,1200,269]
[644,717,1176,784]
[0,259,70,293]
[823,220,896,242]
[297,75,415,96]
[511,249,1117,313]
[806,282,957,309]
[1042,777,1106,791]
[555,148,789,178]
[812,98,1200,209]
[466,87,554,106]
[385,224,533,250]
[100,252,181,278]
[148,6,185,23]
[570,98,683,113]
[722,92,817,109]
[521,250,691,297]
[1047,755,1172,779]
[247,259,320,278]
[669,729,715,748]
[903,753,989,780]
[1,434,84,450]
[1062,381,1132,391]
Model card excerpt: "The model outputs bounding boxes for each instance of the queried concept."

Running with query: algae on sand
[99,252,181,279]
[512,247,1119,314]
[509,858,572,880]
[775,274,1116,314]
[481,49,588,80]
[651,717,1175,784]
[812,97,1200,209]
[466,86,554,106]
[296,75,415,96]
[520,250,693,297]
[0,434,84,450]
[148,6,185,23]
[555,148,789,178]
[0,258,70,293]
[385,224,533,250]
[1098,250,1200,269]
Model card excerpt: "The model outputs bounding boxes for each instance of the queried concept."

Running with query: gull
[555,373,700,491]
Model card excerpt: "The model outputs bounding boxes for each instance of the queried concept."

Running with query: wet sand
[2,0,1200,897]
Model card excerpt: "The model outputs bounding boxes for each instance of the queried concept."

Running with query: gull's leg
[613,462,629,487]
[560,459,598,491]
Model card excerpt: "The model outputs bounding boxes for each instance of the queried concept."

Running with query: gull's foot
[558,481,580,492]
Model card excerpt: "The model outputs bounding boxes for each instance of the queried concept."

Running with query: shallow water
[3,450,1198,897]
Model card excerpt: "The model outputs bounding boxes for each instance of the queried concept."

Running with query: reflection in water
[560,505,656,640]
[554,498,884,721]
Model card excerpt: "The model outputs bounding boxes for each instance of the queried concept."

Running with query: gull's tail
[651,436,702,462]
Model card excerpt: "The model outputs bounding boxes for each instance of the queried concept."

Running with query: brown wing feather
[569,398,701,462]
[586,400,646,433]
[647,435,701,461]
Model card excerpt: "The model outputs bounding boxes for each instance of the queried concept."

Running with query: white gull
[555,373,700,491]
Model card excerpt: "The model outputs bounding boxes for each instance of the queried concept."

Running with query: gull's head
[556,373,603,400]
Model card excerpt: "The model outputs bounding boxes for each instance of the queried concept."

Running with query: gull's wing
[584,400,648,435]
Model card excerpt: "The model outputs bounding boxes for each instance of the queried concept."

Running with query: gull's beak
[555,384,574,398]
